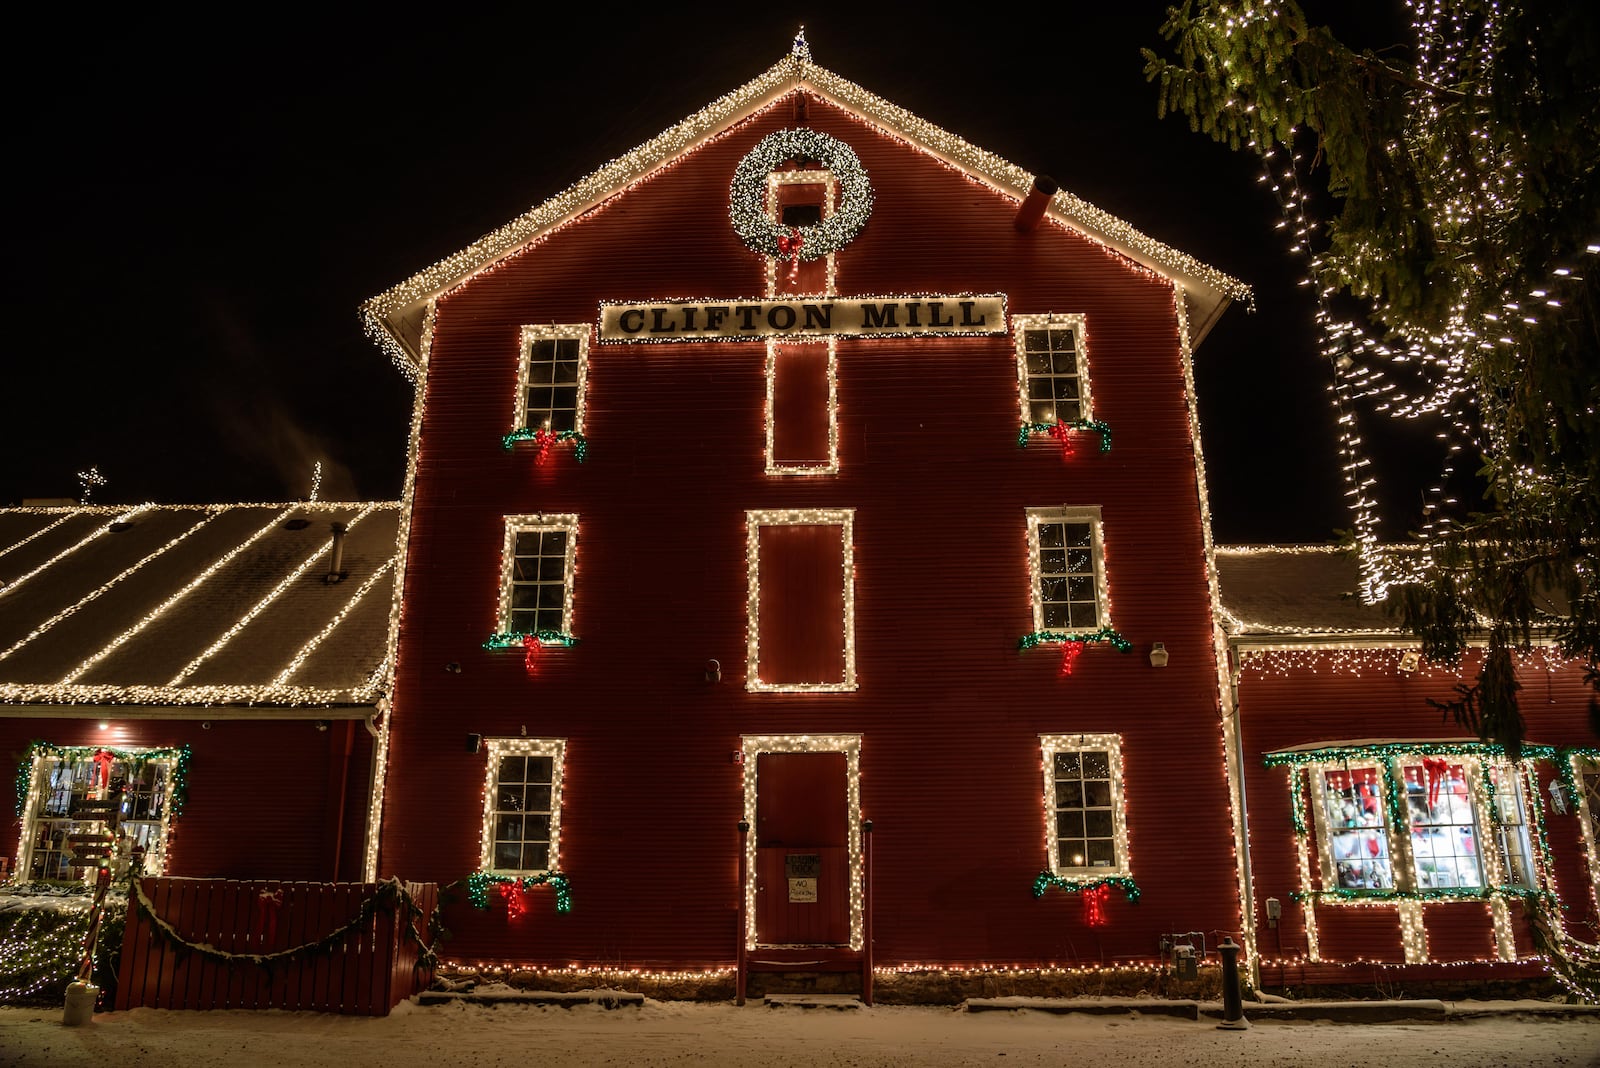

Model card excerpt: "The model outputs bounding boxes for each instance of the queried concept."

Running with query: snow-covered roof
[1213,545,1401,643]
[0,502,400,714]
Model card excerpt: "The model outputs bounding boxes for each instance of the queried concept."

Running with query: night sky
[7,7,1422,545]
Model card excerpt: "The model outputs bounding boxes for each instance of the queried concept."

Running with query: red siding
[1238,652,1600,978]
[2,719,373,884]
[756,522,847,686]
[381,95,1235,969]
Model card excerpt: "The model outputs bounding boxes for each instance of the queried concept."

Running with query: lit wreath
[729,128,873,261]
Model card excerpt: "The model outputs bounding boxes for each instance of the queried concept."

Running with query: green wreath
[729,128,873,261]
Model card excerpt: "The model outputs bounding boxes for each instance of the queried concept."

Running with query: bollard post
[1217,936,1250,1030]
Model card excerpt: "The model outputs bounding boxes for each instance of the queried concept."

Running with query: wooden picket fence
[114,878,436,1015]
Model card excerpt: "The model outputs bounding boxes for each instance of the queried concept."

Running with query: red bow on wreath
[1082,884,1111,927]
[1421,756,1450,810]
[522,634,541,675]
[90,749,115,790]
[776,228,804,281]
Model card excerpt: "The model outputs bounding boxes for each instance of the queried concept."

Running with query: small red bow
[90,749,115,790]
[777,228,804,281]
[1422,756,1450,810]
[531,426,555,464]
[1059,640,1085,676]
[522,633,541,674]
[1047,421,1076,459]
[1083,884,1110,927]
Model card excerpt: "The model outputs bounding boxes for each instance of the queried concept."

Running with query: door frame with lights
[741,734,863,950]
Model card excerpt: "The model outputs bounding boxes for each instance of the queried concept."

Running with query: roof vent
[324,522,349,584]
[284,519,311,531]
[108,522,135,533]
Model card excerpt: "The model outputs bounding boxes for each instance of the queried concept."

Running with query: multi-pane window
[481,738,565,875]
[514,326,588,435]
[1041,734,1128,876]
[1401,760,1483,889]
[20,749,176,883]
[1015,314,1090,426]
[499,514,577,637]
[1027,507,1108,634]
[1486,763,1535,889]
[1304,753,1542,896]
[1318,766,1394,890]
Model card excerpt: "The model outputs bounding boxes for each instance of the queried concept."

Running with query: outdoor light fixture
[1398,650,1421,673]
[1148,642,1168,668]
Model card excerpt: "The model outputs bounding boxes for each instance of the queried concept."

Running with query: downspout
[1223,638,1261,990]
[332,718,355,881]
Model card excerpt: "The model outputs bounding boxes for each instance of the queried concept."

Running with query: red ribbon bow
[1059,640,1085,676]
[1082,884,1110,927]
[776,228,804,281]
[522,634,541,675]
[1047,421,1076,459]
[532,426,555,464]
[498,881,529,921]
[90,749,115,790]
[1421,756,1450,810]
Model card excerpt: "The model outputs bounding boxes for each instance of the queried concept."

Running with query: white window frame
[1025,506,1110,636]
[512,325,589,436]
[1573,754,1600,911]
[1307,761,1398,891]
[498,514,578,638]
[765,169,837,295]
[1040,733,1130,878]
[744,508,857,693]
[1014,314,1092,427]
[18,746,179,883]
[1301,753,1538,895]
[479,737,566,876]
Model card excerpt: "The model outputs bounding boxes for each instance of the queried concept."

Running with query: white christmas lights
[512,325,591,437]
[739,733,863,950]
[1038,734,1131,878]
[167,504,382,686]
[274,558,397,687]
[764,339,839,476]
[744,509,856,692]
[0,511,75,566]
[478,737,566,875]
[0,505,151,601]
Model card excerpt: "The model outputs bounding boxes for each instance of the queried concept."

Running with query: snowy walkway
[3,997,1599,1067]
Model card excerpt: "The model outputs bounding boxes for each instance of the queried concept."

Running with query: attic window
[284,519,312,531]
[781,203,821,227]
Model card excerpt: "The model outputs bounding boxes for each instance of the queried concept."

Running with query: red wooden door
[755,752,849,945]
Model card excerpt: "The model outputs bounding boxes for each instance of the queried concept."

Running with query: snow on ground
[2,997,1599,1067]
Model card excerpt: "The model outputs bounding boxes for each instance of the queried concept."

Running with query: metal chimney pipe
[1014,174,1058,232]
[326,522,348,583]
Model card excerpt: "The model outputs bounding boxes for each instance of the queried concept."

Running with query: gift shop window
[481,738,566,875]
[513,326,588,435]
[1315,765,1395,890]
[1578,757,1600,894]
[499,514,578,640]
[1026,507,1109,634]
[1040,734,1128,877]
[18,747,178,883]
[1015,314,1091,427]
[1399,758,1484,889]
[1486,762,1536,889]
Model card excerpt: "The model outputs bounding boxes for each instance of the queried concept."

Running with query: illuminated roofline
[362,46,1246,370]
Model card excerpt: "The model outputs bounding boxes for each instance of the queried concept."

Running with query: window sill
[1032,872,1140,902]
[1017,629,1132,653]
[502,427,588,462]
[483,631,580,650]
[1017,420,1112,453]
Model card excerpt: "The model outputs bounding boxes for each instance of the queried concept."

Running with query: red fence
[115,878,436,1015]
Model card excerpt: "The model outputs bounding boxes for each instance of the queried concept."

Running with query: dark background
[5,7,1429,544]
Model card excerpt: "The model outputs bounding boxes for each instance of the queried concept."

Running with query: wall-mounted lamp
[705,659,721,684]
[314,720,330,732]
[1397,651,1421,673]
[1148,642,1169,668]
[1549,778,1568,815]
[1265,897,1282,928]
[445,662,462,674]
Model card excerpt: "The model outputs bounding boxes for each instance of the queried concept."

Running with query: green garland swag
[482,631,580,651]
[1017,420,1113,453]
[1292,885,1555,906]
[129,877,438,971]
[1017,629,1132,653]
[501,427,588,462]
[1032,872,1141,903]
[464,871,573,914]
[14,742,192,818]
